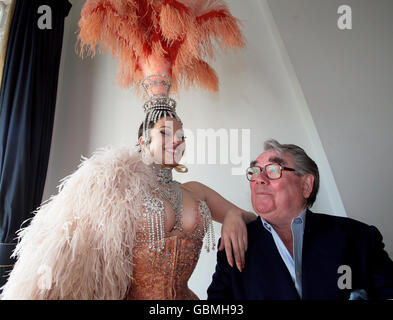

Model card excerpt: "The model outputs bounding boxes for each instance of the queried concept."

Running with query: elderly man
[207,139,393,300]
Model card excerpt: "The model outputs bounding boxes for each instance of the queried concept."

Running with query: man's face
[250,150,313,226]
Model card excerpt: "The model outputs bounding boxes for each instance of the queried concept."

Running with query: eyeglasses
[246,164,296,181]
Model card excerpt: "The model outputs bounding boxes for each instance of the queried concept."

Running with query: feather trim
[1,147,156,300]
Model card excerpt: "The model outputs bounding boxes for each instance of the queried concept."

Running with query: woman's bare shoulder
[181,181,207,199]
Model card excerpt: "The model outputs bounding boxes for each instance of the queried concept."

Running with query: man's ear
[302,174,315,199]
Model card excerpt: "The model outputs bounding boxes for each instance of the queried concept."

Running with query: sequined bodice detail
[126,165,215,300]
[127,199,212,300]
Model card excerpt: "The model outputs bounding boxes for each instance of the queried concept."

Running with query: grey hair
[262,139,320,208]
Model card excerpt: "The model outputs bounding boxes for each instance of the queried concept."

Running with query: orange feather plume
[77,0,245,92]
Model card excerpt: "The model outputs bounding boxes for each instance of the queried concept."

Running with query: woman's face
[142,117,186,166]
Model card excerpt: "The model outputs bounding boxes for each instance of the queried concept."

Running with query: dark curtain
[0,0,72,290]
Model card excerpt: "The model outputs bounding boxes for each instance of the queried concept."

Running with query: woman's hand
[219,210,248,272]
[181,181,256,272]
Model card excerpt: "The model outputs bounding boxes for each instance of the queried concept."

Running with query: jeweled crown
[141,74,177,113]
[140,74,181,144]
[141,74,172,98]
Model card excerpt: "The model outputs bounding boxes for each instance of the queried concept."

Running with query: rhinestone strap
[143,194,165,252]
[151,165,183,231]
[199,200,216,252]
[151,165,173,184]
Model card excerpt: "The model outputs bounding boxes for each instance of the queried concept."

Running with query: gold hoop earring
[174,164,188,173]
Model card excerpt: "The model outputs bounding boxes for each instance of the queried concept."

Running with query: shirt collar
[260,208,307,233]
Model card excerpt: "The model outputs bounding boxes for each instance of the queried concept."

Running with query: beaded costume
[128,166,215,300]
[1,0,244,300]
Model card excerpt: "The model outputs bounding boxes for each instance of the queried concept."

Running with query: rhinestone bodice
[126,199,211,300]
[127,236,201,300]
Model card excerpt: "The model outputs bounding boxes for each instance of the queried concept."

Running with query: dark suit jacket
[207,210,393,300]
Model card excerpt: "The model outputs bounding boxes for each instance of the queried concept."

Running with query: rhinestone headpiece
[142,74,173,99]
[140,74,181,144]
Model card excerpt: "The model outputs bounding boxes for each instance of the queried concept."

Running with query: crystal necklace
[151,164,183,231]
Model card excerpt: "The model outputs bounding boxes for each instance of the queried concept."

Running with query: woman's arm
[183,181,257,272]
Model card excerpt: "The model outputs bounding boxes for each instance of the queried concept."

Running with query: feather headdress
[77,0,245,92]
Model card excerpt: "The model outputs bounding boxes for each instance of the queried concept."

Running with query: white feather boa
[1,147,156,299]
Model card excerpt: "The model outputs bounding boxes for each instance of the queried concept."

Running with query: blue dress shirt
[260,209,307,298]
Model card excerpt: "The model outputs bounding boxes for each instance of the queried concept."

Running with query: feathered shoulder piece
[1,147,155,300]
[77,0,245,92]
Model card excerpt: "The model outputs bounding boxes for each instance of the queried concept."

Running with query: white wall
[44,0,346,299]
[267,0,393,259]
